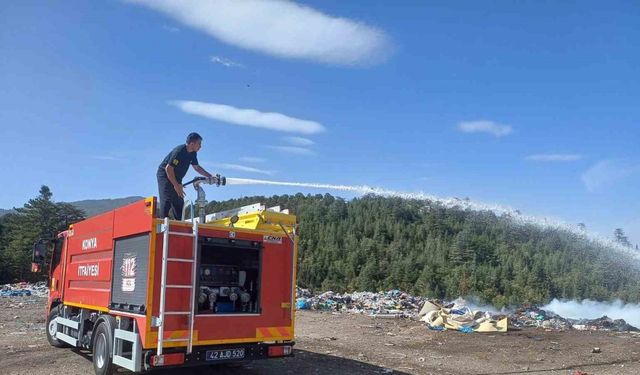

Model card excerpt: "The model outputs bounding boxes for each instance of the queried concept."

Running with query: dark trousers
[157,176,184,220]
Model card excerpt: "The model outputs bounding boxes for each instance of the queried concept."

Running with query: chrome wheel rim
[48,319,57,338]
[95,332,107,369]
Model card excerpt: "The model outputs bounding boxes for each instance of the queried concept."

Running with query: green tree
[0,186,84,283]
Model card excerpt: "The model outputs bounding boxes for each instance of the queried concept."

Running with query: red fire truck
[31,183,297,374]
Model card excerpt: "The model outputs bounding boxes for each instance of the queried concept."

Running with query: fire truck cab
[32,197,297,374]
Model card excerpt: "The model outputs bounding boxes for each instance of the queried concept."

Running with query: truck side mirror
[31,239,48,273]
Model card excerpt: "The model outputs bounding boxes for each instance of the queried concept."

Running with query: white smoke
[225,177,640,262]
[543,299,640,328]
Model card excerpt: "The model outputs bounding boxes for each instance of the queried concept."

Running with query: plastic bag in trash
[296,298,309,310]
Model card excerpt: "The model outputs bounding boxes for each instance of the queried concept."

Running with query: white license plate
[206,348,245,361]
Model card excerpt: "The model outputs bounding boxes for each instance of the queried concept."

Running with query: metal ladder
[157,217,199,356]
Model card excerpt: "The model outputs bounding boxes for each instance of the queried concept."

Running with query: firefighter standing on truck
[157,132,214,220]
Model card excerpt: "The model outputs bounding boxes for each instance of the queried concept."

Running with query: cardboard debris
[420,300,508,333]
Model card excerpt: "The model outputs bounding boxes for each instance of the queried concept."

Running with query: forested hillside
[2,187,639,307]
[207,193,640,307]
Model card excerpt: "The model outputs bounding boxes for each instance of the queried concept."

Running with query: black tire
[46,308,68,348]
[92,320,116,375]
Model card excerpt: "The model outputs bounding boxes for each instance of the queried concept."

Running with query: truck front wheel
[46,308,68,348]
[93,321,115,375]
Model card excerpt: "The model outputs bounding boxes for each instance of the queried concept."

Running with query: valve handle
[182,176,207,187]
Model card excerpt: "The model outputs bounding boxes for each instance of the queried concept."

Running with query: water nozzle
[213,174,226,187]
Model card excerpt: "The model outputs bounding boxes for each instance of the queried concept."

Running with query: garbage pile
[570,316,639,332]
[510,305,573,330]
[296,288,509,331]
[1,281,48,297]
[295,288,639,333]
[510,307,639,332]
[296,288,426,319]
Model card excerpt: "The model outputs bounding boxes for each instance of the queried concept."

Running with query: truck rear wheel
[46,308,68,348]
[93,321,115,375]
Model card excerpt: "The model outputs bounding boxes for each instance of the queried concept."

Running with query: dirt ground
[1,296,639,375]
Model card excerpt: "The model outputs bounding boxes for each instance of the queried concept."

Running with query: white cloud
[457,120,513,137]
[268,146,315,155]
[210,56,244,68]
[525,154,584,162]
[172,100,326,135]
[126,0,391,65]
[283,136,314,146]
[213,163,274,176]
[239,156,265,163]
[581,159,639,192]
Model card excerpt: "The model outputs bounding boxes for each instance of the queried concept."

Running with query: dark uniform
[157,144,199,220]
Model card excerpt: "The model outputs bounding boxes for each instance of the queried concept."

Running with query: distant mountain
[70,196,145,217]
[0,196,144,218]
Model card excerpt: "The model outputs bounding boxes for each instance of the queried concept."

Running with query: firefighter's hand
[174,184,185,198]
[207,175,219,185]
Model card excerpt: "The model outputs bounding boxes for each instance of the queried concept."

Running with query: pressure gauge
[240,292,251,304]
[229,291,239,302]
[209,288,219,303]
[198,287,209,304]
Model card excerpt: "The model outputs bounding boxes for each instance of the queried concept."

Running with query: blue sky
[0,0,638,245]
